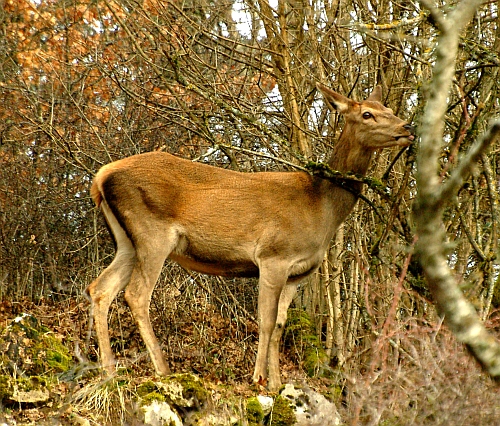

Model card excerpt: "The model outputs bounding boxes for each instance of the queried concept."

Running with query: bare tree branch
[438,119,500,207]
[415,0,500,378]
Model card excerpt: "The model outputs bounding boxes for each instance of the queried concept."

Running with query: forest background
[1,0,500,424]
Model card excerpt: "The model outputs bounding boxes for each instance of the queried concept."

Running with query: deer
[86,83,414,391]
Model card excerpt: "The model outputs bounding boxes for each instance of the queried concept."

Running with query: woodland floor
[1,297,500,425]
[0,297,321,425]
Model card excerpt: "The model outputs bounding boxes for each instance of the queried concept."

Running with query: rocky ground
[0,299,340,426]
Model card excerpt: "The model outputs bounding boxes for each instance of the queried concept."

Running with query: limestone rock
[142,400,183,426]
[257,395,274,416]
[279,384,341,426]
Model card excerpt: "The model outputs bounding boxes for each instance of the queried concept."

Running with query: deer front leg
[252,268,286,387]
[267,283,298,391]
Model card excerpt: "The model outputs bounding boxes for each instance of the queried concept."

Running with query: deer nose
[404,124,415,135]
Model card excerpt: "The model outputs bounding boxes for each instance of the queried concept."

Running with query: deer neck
[328,129,372,174]
[318,130,373,233]
[326,129,373,193]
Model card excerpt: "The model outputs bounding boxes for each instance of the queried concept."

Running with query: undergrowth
[1,298,500,425]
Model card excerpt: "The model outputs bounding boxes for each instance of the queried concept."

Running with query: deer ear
[316,82,351,113]
[367,85,382,102]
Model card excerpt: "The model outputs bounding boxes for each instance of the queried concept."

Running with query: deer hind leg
[252,264,287,388]
[123,231,177,376]
[86,203,136,374]
[267,283,298,391]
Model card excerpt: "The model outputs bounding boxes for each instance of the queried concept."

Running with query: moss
[0,314,72,376]
[284,309,329,378]
[35,333,72,373]
[303,343,329,377]
[141,391,166,405]
[174,373,208,403]
[137,380,167,406]
[0,374,51,403]
[16,375,47,392]
[0,314,75,407]
[379,418,404,426]
[163,373,208,407]
[246,397,264,425]
[137,374,208,410]
[137,380,159,398]
[271,396,296,425]
[326,384,343,404]
[13,314,49,339]
[0,374,13,401]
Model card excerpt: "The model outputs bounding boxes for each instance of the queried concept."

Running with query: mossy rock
[379,418,405,426]
[0,314,73,405]
[137,374,208,410]
[137,380,160,398]
[0,313,72,377]
[0,374,50,403]
[167,373,208,408]
[270,395,296,425]
[246,396,264,425]
[137,380,167,405]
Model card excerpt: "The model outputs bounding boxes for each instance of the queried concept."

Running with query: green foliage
[305,161,390,196]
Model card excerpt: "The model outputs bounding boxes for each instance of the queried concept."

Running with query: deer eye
[362,111,373,119]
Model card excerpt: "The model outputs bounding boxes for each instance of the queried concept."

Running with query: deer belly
[169,253,259,278]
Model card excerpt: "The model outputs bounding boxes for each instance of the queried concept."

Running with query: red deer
[86,83,414,391]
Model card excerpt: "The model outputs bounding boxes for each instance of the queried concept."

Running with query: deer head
[318,83,414,151]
